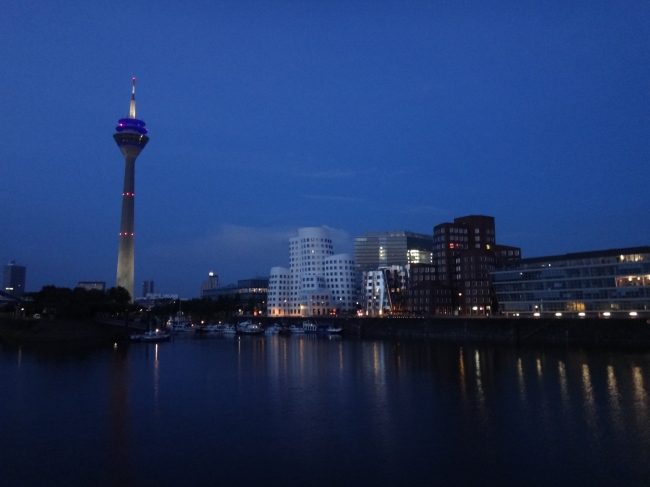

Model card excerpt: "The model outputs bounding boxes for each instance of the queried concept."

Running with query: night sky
[1,1,648,297]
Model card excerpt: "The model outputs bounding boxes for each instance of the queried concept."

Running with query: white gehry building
[268,227,357,317]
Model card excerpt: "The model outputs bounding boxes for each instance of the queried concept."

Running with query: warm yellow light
[603,312,611,317]
[630,312,638,316]
[534,312,540,317]
[555,313,562,317]
[579,312,586,317]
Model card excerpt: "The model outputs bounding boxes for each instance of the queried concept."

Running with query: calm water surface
[2,334,650,486]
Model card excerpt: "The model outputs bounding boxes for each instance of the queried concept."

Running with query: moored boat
[140,329,171,342]
[265,324,281,335]
[302,321,318,333]
[237,321,263,334]
[288,324,305,334]
[223,324,237,335]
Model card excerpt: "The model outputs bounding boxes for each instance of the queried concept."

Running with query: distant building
[268,227,357,316]
[77,281,106,291]
[491,246,650,317]
[200,272,219,298]
[202,278,268,312]
[433,215,520,316]
[134,293,179,308]
[3,261,26,298]
[142,280,154,297]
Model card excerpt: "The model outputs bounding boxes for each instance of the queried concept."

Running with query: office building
[354,231,433,274]
[200,272,219,298]
[202,278,268,313]
[114,78,149,299]
[491,246,650,317]
[362,265,409,316]
[407,263,454,315]
[3,261,26,298]
[142,280,154,297]
[268,227,357,316]
[433,215,520,316]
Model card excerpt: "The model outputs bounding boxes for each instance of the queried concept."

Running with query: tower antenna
[129,77,136,119]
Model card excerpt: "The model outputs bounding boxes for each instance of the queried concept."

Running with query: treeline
[0,286,266,322]
[151,294,264,321]
[1,285,136,319]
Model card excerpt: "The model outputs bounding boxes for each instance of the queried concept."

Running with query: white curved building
[268,227,357,316]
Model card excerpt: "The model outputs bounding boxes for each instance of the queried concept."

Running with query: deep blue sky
[1,1,648,297]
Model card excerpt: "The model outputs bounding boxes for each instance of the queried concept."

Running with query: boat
[205,323,223,333]
[265,324,281,335]
[302,322,318,333]
[223,324,237,335]
[237,321,263,335]
[326,325,343,334]
[169,316,192,332]
[140,329,171,342]
[288,324,305,334]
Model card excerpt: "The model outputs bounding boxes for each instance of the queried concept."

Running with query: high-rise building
[142,280,154,297]
[114,78,149,299]
[200,272,219,297]
[3,261,26,298]
[354,231,433,274]
[433,215,520,316]
[353,230,433,310]
[268,227,357,316]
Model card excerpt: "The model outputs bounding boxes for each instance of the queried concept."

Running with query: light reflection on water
[2,337,650,486]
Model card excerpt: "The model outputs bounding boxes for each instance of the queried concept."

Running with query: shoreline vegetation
[0,317,128,346]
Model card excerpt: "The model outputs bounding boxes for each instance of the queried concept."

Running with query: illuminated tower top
[129,77,136,119]
[114,78,148,158]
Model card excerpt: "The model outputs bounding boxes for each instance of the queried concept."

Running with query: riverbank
[255,316,650,348]
[0,317,128,345]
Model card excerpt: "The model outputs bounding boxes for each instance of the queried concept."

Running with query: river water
[2,333,650,486]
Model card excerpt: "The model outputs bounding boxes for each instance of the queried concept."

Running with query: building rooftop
[497,246,650,269]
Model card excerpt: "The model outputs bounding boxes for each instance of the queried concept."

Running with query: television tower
[113,78,149,299]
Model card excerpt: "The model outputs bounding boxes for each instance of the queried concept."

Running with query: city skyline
[1,1,648,297]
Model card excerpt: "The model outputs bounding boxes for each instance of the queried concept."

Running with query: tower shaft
[116,156,136,297]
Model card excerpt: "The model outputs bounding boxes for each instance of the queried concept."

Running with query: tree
[106,286,131,305]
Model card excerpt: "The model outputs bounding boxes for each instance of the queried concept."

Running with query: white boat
[237,321,262,334]
[223,324,237,335]
[140,329,171,342]
[205,324,223,333]
[265,324,281,335]
[289,324,305,334]
[302,322,318,333]
[326,326,343,334]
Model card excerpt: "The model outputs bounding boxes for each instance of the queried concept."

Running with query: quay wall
[254,316,650,347]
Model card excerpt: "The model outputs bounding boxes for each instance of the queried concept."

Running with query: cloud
[148,223,354,285]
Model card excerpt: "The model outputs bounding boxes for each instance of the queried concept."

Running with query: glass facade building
[354,231,433,273]
[491,247,650,317]
[3,261,26,298]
